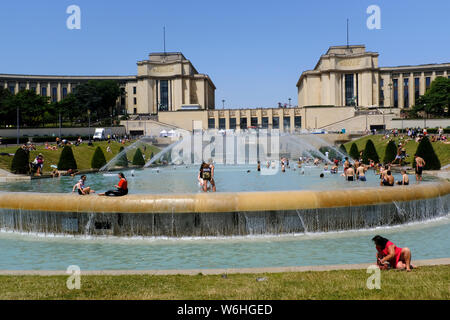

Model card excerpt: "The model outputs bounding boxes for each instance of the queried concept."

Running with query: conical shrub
[362,139,379,164]
[115,146,128,167]
[11,148,30,174]
[414,137,441,170]
[132,148,145,166]
[339,144,347,155]
[91,146,107,169]
[383,140,397,164]
[349,143,359,160]
[58,146,77,170]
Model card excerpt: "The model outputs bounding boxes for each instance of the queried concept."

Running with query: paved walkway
[1,258,448,276]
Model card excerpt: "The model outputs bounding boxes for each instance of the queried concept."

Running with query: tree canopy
[410,77,450,118]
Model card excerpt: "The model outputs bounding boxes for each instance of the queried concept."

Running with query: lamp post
[16,105,20,145]
[222,99,225,110]
[88,109,91,144]
[288,98,292,108]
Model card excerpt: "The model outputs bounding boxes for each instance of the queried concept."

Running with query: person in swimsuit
[72,175,94,195]
[372,235,414,271]
[380,170,395,186]
[345,164,355,181]
[414,155,426,181]
[98,173,128,196]
[396,170,410,185]
[356,164,367,181]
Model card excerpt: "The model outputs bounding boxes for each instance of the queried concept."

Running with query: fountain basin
[1,182,449,237]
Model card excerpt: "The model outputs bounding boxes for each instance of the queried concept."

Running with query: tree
[383,140,397,164]
[91,146,107,169]
[132,148,145,166]
[0,88,14,127]
[8,90,50,127]
[414,137,441,170]
[349,143,359,160]
[362,139,379,164]
[58,146,78,170]
[11,148,30,174]
[339,144,347,155]
[115,146,128,167]
[410,77,450,118]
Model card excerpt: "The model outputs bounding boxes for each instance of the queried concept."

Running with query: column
[37,82,41,95]
[26,82,30,90]
[47,82,51,97]
[57,82,62,101]
[186,79,191,105]
[408,74,414,108]
[398,74,404,108]
[419,73,425,95]
[342,74,346,106]
[68,83,72,94]
[329,73,336,106]
[15,82,19,94]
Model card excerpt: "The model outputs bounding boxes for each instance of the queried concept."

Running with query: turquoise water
[0,165,430,194]
[0,215,448,270]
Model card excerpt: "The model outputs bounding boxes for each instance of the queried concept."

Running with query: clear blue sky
[0,0,448,108]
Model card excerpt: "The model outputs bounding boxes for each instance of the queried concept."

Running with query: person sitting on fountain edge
[99,172,128,197]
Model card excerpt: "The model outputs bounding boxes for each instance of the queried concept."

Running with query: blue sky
[0,0,448,108]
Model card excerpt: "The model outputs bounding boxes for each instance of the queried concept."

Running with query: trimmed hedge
[384,140,397,164]
[132,148,145,166]
[11,148,30,174]
[115,146,128,167]
[91,147,107,169]
[362,139,380,164]
[349,143,359,160]
[414,137,441,170]
[57,146,77,170]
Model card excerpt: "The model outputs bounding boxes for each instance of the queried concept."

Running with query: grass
[0,141,160,174]
[344,135,450,167]
[0,265,449,300]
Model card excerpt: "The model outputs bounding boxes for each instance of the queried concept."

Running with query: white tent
[167,129,176,137]
[159,130,168,137]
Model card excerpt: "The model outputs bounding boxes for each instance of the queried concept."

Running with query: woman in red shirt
[99,173,128,197]
[372,235,414,271]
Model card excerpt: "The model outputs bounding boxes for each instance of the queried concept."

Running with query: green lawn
[0,141,160,174]
[344,134,450,167]
[0,265,448,300]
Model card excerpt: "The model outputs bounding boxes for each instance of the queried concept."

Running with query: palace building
[1,46,449,133]
[0,52,216,116]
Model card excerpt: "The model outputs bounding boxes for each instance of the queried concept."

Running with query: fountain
[0,131,449,238]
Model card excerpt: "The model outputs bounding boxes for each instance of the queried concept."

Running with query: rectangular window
[133,87,137,95]
[41,87,47,96]
[62,87,68,98]
[251,117,258,127]
[159,80,169,111]
[9,86,15,94]
[208,118,215,129]
[134,97,137,105]
[229,118,236,130]
[414,78,420,103]
[425,77,431,91]
[403,78,409,108]
[19,85,26,92]
[393,79,398,108]
[261,117,269,129]
[219,118,226,130]
[283,117,291,130]
[31,87,36,93]
[272,117,279,129]
[240,117,247,130]
[379,79,384,107]
[294,116,302,128]
[345,74,354,106]
[52,87,57,102]
[133,108,137,115]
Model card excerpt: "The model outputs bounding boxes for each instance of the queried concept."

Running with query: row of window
[208,116,302,130]
[390,77,432,108]
[4,85,69,102]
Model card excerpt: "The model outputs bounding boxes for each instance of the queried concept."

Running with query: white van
[93,128,112,141]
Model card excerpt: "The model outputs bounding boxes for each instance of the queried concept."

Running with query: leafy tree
[11,148,30,174]
[339,144,347,155]
[410,77,450,118]
[349,143,359,160]
[383,140,397,164]
[362,139,379,164]
[0,88,14,126]
[414,137,441,170]
[8,90,50,127]
[132,148,145,166]
[58,146,78,170]
[115,146,128,167]
[91,147,107,169]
